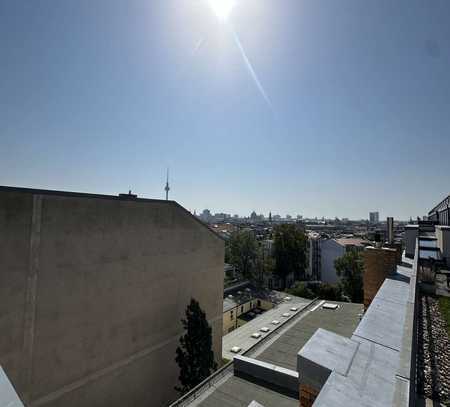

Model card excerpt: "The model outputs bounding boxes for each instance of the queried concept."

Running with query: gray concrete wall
[0,188,224,407]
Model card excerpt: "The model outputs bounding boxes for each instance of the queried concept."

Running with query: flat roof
[196,376,298,407]
[190,300,362,407]
[334,238,368,248]
[312,264,415,407]
[255,301,363,370]
[223,296,313,360]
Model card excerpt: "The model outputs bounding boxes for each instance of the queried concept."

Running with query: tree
[226,230,258,280]
[273,224,308,289]
[288,281,342,301]
[288,281,315,299]
[175,299,217,394]
[316,282,342,301]
[253,245,276,287]
[334,250,364,303]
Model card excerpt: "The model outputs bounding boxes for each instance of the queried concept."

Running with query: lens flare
[208,0,235,22]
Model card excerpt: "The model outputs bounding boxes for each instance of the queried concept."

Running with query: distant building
[249,211,264,222]
[307,232,321,280]
[369,211,380,224]
[200,208,213,223]
[316,237,368,284]
[214,212,231,222]
[387,217,394,244]
[0,186,224,407]
[222,284,275,335]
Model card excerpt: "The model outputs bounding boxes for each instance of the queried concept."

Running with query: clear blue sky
[1,1,450,220]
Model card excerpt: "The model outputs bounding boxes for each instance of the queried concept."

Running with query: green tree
[273,224,308,289]
[253,245,276,287]
[226,230,258,280]
[175,299,217,394]
[288,281,342,301]
[334,251,364,303]
[288,281,315,299]
[316,282,342,301]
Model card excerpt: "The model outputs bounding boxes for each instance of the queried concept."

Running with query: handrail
[167,361,233,407]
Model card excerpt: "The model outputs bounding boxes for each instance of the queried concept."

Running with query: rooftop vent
[322,303,338,310]
[119,190,137,199]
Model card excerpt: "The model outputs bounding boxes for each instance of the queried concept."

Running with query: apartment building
[0,186,224,407]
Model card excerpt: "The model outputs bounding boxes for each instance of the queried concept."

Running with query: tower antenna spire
[164,168,170,200]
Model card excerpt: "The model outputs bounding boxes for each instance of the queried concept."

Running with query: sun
[208,0,236,22]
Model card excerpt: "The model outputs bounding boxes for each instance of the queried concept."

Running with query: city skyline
[2,1,450,220]
[196,207,405,222]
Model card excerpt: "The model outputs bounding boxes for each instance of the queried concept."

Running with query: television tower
[164,168,170,200]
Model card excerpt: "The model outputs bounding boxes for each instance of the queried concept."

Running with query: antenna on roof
[164,168,170,200]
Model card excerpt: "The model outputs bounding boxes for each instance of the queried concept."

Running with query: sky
[1,0,450,220]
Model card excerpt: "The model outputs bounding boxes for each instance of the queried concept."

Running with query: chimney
[387,217,394,244]
[363,247,397,310]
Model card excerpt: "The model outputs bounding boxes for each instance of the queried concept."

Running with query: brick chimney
[363,247,397,309]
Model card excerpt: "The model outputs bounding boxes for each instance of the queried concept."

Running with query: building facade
[307,233,321,280]
[317,238,367,284]
[0,186,224,407]
[369,211,380,224]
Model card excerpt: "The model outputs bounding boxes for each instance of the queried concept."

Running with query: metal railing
[167,361,233,407]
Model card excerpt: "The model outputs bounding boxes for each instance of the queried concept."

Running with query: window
[257,300,261,307]
[230,310,234,320]
[240,306,243,313]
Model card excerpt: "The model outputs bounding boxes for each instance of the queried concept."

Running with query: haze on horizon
[1,0,450,220]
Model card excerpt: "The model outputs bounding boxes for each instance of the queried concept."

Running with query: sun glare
[208,0,235,22]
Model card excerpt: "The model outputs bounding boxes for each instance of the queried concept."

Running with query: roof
[310,263,415,407]
[334,238,368,248]
[197,376,298,407]
[222,296,314,360]
[0,185,224,242]
[223,297,237,313]
[190,300,362,407]
[177,256,417,407]
[0,366,24,407]
[223,286,286,313]
[255,301,362,371]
